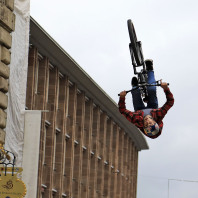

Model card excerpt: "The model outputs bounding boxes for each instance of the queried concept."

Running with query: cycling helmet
[144,123,160,136]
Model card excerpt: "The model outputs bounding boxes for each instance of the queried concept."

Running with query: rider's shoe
[145,59,153,71]
[131,77,138,87]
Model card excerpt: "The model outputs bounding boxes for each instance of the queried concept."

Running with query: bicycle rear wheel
[127,19,144,66]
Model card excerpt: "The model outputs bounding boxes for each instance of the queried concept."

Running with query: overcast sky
[30,0,198,197]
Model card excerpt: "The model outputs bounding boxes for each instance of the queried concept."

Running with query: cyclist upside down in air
[118,59,174,139]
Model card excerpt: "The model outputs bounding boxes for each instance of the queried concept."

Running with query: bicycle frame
[118,20,169,99]
[129,41,149,100]
[129,42,146,75]
[127,19,151,101]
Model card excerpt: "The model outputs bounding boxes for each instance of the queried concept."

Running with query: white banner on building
[5,0,30,166]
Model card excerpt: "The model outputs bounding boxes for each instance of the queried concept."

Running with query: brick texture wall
[26,46,139,198]
[0,0,15,145]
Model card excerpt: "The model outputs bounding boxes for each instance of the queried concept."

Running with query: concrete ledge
[0,1,6,5]
[5,0,14,11]
[0,26,12,48]
[0,45,11,64]
[0,108,7,128]
[0,76,8,92]
[0,4,15,32]
[0,61,10,78]
[0,128,5,144]
[0,91,8,109]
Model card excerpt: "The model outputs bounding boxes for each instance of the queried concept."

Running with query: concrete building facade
[25,18,148,198]
[0,1,148,197]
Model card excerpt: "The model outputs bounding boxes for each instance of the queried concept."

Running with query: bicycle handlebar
[118,82,169,96]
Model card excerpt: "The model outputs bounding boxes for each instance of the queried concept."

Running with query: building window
[53,132,57,171]
[42,125,47,165]
[35,53,43,94]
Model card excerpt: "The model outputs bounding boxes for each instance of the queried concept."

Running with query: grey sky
[30,0,198,197]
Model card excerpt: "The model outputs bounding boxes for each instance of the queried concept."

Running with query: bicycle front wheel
[127,19,144,66]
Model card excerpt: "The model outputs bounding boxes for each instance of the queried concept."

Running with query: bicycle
[118,19,168,101]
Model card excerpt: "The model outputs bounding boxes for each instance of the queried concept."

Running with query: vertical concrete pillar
[22,110,42,198]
